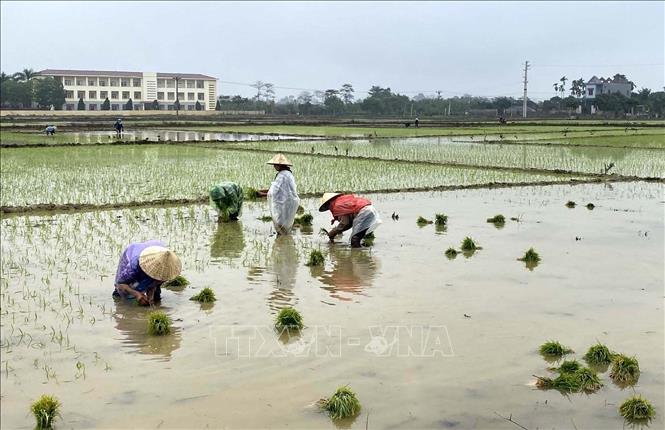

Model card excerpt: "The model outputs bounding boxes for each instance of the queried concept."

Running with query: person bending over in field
[113,240,181,306]
[319,193,382,248]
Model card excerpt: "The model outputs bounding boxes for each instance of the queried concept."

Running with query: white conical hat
[138,246,182,281]
[266,153,293,166]
[318,192,342,212]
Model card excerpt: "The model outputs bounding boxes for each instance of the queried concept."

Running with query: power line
[533,63,663,68]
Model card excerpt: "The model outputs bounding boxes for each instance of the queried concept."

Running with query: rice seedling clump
[147,311,172,336]
[258,215,273,222]
[245,187,260,200]
[294,213,313,226]
[306,249,325,266]
[318,386,361,420]
[362,231,375,246]
[619,395,655,423]
[417,216,433,225]
[275,307,304,330]
[535,367,602,393]
[460,237,479,252]
[575,367,603,392]
[557,359,581,373]
[539,340,573,358]
[445,247,458,259]
[190,287,216,303]
[610,354,640,385]
[565,200,576,208]
[434,213,448,226]
[586,203,595,210]
[486,214,505,225]
[518,248,541,263]
[584,343,614,366]
[296,205,305,215]
[163,275,189,288]
[31,394,61,430]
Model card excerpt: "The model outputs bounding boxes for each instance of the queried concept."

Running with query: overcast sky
[1,1,663,101]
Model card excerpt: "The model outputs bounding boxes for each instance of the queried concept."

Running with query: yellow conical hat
[318,192,342,212]
[266,153,293,166]
[139,246,182,281]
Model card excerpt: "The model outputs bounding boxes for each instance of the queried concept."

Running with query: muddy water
[63,130,310,143]
[1,182,663,429]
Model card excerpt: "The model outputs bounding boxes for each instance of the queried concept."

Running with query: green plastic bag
[209,182,244,222]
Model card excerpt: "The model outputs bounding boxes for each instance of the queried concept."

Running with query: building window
[133,79,141,87]
[122,91,130,99]
[186,80,195,88]
[111,91,118,99]
[177,92,184,100]
[65,90,74,98]
[157,80,165,88]
[167,92,175,100]
[100,91,108,99]
[89,104,97,110]
[197,93,205,100]
[88,91,97,99]
[77,91,85,99]
[88,79,96,86]
[187,105,194,110]
[157,92,165,100]
[64,79,73,86]
[112,104,119,111]
[196,80,204,89]
[588,88,594,96]
[66,104,75,110]
[167,80,175,88]
[99,79,106,86]
[110,79,118,86]
[134,91,141,99]
[121,79,129,87]
[76,78,85,86]
[168,105,174,110]
[187,93,195,101]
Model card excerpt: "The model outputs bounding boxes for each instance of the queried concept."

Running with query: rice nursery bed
[0,181,662,429]
[0,144,592,208]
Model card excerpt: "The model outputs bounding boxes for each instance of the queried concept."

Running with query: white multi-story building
[37,69,217,111]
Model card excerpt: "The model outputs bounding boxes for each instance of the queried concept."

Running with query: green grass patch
[619,395,655,423]
[190,287,216,303]
[31,394,61,429]
[434,213,448,226]
[318,386,361,420]
[539,340,573,358]
[147,310,172,336]
[610,354,640,385]
[275,307,304,330]
[305,249,325,267]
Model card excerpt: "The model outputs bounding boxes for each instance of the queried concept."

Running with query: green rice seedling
[518,248,541,264]
[610,354,640,385]
[575,367,603,392]
[445,247,458,259]
[257,215,273,222]
[31,394,61,429]
[619,395,655,423]
[318,386,361,420]
[163,275,189,288]
[147,311,172,336]
[586,203,595,210]
[245,187,260,200]
[305,250,325,267]
[460,237,480,252]
[190,287,216,303]
[294,213,313,226]
[584,343,614,366]
[565,200,576,208]
[416,216,433,225]
[557,359,581,373]
[275,307,304,330]
[486,214,505,225]
[434,213,448,226]
[361,231,375,247]
[535,367,602,393]
[539,340,573,358]
[296,205,305,215]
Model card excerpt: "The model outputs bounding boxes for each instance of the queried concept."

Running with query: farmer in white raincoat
[319,193,382,248]
[258,154,300,235]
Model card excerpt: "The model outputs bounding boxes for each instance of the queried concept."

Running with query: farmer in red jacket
[319,193,382,248]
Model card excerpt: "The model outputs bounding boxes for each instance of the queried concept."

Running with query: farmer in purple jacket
[113,240,182,306]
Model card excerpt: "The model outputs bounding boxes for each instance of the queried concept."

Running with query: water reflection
[267,235,299,312]
[112,302,181,360]
[210,221,245,262]
[65,130,308,143]
[317,245,379,302]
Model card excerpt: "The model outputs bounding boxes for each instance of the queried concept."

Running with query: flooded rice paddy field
[1,182,663,429]
[0,145,590,208]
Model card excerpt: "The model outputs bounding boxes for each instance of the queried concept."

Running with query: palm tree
[559,76,567,98]
[553,83,559,97]
[13,68,36,82]
[0,72,10,84]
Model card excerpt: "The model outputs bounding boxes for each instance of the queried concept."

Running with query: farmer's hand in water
[135,292,149,306]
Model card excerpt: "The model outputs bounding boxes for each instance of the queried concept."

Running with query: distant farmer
[319,193,382,248]
[258,154,300,235]
[209,182,244,222]
[44,125,56,136]
[113,118,124,136]
[415,117,420,128]
[113,240,182,306]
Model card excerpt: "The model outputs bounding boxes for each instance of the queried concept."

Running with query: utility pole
[522,60,530,119]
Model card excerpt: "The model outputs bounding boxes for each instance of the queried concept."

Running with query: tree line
[1,68,66,109]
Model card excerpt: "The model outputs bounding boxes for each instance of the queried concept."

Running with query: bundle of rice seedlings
[245,187,260,200]
[556,360,581,373]
[460,237,479,252]
[445,247,458,259]
[434,213,448,226]
[416,216,433,225]
[257,215,273,222]
[586,203,595,210]
[163,275,189,288]
[518,248,541,263]
[296,205,305,215]
[190,287,216,303]
[294,213,313,226]
[535,367,602,394]
[147,311,172,336]
[565,201,576,208]
[318,386,361,420]
[610,354,640,385]
[583,343,614,366]
[575,367,603,392]
[361,232,375,247]
[305,250,325,267]
[619,395,655,423]
[486,214,505,225]
[539,340,573,358]
[275,307,304,330]
[31,394,61,429]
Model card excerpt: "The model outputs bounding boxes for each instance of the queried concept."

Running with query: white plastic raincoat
[267,169,300,235]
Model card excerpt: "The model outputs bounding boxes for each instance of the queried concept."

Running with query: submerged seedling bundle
[147,310,172,336]
[460,237,480,252]
[445,247,458,259]
[539,340,573,358]
[245,187,260,200]
[190,287,216,303]
[610,354,640,385]
[305,249,325,267]
[518,248,541,264]
[31,394,61,430]
[565,200,576,208]
[486,214,505,225]
[536,358,603,393]
[416,216,433,225]
[362,231,375,247]
[275,307,304,330]
[294,213,313,226]
[584,343,614,366]
[586,203,595,210]
[163,275,189,288]
[619,395,655,424]
[318,386,361,420]
[434,213,448,226]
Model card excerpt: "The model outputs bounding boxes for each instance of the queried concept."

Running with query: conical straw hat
[139,246,182,281]
[266,153,292,166]
[318,192,342,212]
